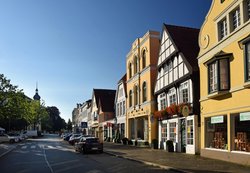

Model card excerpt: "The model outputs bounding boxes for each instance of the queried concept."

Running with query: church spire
[33,82,41,101]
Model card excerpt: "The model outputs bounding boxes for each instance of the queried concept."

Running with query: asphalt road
[0,134,179,173]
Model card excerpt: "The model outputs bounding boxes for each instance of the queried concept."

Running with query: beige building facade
[126,31,160,145]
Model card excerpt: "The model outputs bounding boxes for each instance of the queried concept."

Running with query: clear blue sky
[0,0,212,122]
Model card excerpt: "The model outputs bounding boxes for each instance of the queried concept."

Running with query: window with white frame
[209,61,218,93]
[244,0,250,21]
[245,41,250,81]
[159,93,166,110]
[161,123,168,143]
[231,7,241,31]
[168,88,176,105]
[117,104,119,116]
[187,119,194,145]
[218,18,227,41]
[122,101,125,115]
[208,58,230,94]
[120,102,122,116]
[169,122,176,142]
[180,82,189,103]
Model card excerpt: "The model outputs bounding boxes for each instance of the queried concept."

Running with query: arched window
[142,82,147,102]
[142,50,146,69]
[129,90,132,107]
[134,56,138,74]
[129,63,132,78]
[134,85,139,105]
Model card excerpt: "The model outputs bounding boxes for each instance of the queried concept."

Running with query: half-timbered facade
[154,24,200,154]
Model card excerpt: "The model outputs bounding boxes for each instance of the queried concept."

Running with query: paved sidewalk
[103,142,250,173]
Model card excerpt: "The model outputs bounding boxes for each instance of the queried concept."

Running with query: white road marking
[43,145,54,173]
[21,146,27,149]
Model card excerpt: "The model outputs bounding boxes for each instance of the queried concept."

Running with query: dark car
[75,136,103,154]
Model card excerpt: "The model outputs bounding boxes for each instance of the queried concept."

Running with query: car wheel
[82,147,87,154]
[10,139,14,143]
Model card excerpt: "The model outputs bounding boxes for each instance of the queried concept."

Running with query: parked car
[22,130,38,138]
[0,134,19,143]
[75,136,103,154]
[69,134,82,145]
[63,133,72,141]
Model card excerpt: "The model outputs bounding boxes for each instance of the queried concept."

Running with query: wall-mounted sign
[240,112,250,121]
[211,116,224,124]
[182,105,189,117]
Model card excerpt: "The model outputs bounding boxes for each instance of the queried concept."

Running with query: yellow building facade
[126,31,160,145]
[198,0,250,165]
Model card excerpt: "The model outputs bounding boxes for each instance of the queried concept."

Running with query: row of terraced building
[72,0,250,165]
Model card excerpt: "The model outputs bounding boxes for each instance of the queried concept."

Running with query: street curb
[104,150,189,173]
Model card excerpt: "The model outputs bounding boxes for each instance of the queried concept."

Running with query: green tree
[67,119,72,131]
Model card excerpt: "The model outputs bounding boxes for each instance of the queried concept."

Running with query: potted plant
[166,140,174,152]
[122,137,128,145]
[151,139,158,149]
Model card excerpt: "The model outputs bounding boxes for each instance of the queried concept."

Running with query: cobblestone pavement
[103,142,250,173]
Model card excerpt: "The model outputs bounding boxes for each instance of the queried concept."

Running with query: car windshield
[86,138,99,143]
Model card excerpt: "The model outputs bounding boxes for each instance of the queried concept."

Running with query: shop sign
[240,112,250,121]
[211,116,224,124]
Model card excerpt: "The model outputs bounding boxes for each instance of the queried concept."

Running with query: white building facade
[115,74,127,139]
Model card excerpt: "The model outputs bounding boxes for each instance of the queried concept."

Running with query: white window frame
[159,93,166,110]
[180,82,189,103]
[168,88,176,105]
[218,18,228,41]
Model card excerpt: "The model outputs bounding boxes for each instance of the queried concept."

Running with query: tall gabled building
[90,89,116,138]
[154,24,200,154]
[198,0,250,165]
[126,31,160,145]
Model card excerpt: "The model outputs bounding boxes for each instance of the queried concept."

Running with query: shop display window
[233,113,250,152]
[205,115,227,149]
[187,119,193,145]
[161,123,168,143]
[169,122,176,142]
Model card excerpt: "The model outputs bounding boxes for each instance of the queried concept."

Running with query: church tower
[33,83,41,101]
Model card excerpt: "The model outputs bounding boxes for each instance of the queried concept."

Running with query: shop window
[169,122,176,142]
[161,123,168,143]
[218,18,228,41]
[187,120,194,145]
[205,115,228,150]
[232,113,250,152]
[208,58,230,94]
